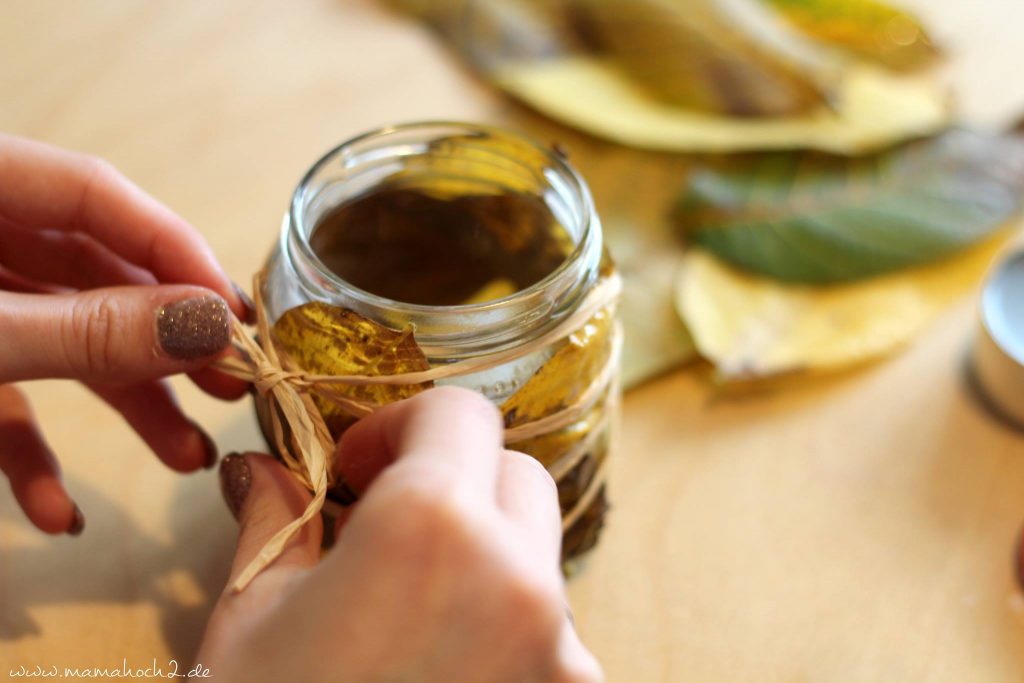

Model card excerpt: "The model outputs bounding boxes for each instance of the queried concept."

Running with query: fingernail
[156,295,231,360]
[231,281,258,325]
[67,504,85,536]
[219,452,251,520]
[191,421,219,469]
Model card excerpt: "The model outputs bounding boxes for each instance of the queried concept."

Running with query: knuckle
[63,291,125,376]
[557,666,605,683]
[505,450,557,494]
[499,573,563,636]
[400,481,456,527]
[491,573,565,671]
[563,652,606,683]
[83,155,119,186]
[370,470,473,542]
[72,156,122,230]
[357,478,493,597]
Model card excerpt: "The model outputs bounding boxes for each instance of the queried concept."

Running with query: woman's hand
[199,387,604,683]
[0,134,253,536]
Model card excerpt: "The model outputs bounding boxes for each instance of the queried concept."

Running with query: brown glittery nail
[191,421,219,470]
[231,281,258,325]
[220,453,251,520]
[67,504,85,536]
[156,295,231,360]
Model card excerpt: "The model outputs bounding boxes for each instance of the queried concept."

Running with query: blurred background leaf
[385,0,1021,387]
[764,0,939,71]
[675,233,1009,381]
[494,59,944,154]
[676,129,1024,283]
[567,0,835,117]
[390,0,949,153]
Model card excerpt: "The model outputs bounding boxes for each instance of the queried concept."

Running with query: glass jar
[256,122,620,562]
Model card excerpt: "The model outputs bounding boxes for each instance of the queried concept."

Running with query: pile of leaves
[389,0,1024,386]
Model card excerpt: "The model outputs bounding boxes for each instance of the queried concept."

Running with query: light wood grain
[2,1,1024,681]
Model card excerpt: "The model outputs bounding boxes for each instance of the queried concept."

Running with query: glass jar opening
[281,122,603,359]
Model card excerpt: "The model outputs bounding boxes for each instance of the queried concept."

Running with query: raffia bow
[213,271,623,592]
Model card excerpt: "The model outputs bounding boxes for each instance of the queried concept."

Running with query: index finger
[333,386,505,503]
[0,133,247,318]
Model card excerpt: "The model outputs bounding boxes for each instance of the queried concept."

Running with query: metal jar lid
[971,250,1024,430]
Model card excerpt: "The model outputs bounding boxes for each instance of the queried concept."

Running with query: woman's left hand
[0,134,254,536]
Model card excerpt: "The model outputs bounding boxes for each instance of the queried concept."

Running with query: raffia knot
[252,364,309,395]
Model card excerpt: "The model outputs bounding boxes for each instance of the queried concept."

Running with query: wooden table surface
[2,1,1024,681]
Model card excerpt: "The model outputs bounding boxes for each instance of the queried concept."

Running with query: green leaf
[763,0,940,71]
[676,129,1024,283]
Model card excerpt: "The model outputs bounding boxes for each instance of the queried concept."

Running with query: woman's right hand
[197,386,604,683]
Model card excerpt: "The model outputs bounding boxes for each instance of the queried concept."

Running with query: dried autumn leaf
[506,402,607,468]
[675,236,1009,381]
[389,0,579,67]
[569,0,835,117]
[495,58,945,154]
[554,431,609,513]
[272,302,432,436]
[389,129,563,198]
[392,0,948,152]
[763,0,939,71]
[676,129,1024,283]
[501,305,615,427]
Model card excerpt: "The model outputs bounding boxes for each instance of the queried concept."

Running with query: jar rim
[287,121,599,318]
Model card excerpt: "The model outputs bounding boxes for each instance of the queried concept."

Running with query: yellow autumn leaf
[272,302,431,436]
[501,305,615,427]
[506,402,607,468]
[495,56,947,154]
[388,131,559,198]
[674,236,1009,380]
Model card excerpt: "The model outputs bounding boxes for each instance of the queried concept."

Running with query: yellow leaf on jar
[501,305,615,427]
[272,302,432,436]
[674,236,1010,381]
[507,401,607,468]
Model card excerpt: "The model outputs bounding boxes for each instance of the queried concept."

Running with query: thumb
[220,453,323,589]
[0,286,233,383]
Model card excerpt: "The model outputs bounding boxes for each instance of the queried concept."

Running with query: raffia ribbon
[213,271,623,592]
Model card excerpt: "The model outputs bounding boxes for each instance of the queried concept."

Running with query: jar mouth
[282,122,598,356]
[288,120,598,307]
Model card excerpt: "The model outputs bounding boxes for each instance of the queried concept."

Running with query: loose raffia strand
[214,270,622,592]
